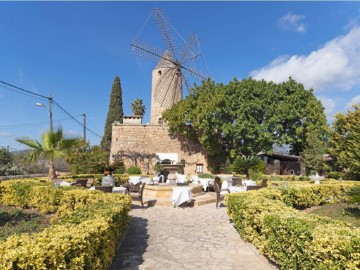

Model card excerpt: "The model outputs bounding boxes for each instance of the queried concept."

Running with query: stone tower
[150,50,182,124]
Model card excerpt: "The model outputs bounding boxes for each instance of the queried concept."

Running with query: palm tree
[16,127,80,179]
[131,98,146,117]
[231,155,266,179]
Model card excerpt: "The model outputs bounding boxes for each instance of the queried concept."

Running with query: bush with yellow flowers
[226,181,360,269]
[0,178,131,269]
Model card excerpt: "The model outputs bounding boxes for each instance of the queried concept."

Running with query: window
[158,70,162,75]
[196,164,203,173]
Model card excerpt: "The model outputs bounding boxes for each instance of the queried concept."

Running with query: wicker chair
[259,178,268,188]
[129,183,141,193]
[71,178,88,187]
[86,178,95,188]
[246,185,262,191]
[95,186,113,193]
[130,183,146,207]
[231,177,242,186]
[214,180,228,208]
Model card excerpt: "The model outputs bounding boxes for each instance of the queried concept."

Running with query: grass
[0,205,51,240]
[310,203,360,227]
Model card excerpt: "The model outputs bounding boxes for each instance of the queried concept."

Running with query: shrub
[327,171,342,180]
[197,173,215,179]
[127,166,141,174]
[0,179,131,269]
[226,182,360,269]
[231,155,266,179]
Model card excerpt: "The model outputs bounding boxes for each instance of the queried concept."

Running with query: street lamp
[36,96,53,132]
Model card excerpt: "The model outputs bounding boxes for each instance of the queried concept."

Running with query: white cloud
[318,96,336,116]
[0,132,13,137]
[346,95,360,109]
[278,12,306,33]
[65,130,80,136]
[251,26,360,92]
[317,96,336,122]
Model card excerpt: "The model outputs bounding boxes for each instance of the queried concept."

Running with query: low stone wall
[0,174,47,181]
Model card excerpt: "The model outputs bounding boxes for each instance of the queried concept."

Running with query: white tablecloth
[129,176,141,185]
[242,180,256,187]
[228,186,246,193]
[197,178,211,191]
[153,175,165,183]
[112,187,128,194]
[59,181,71,186]
[171,187,192,207]
[89,186,128,194]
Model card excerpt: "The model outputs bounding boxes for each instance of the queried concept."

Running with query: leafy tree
[0,146,12,166]
[328,105,360,179]
[230,155,266,179]
[163,77,328,172]
[303,129,327,175]
[131,98,146,117]
[101,76,124,152]
[16,127,80,179]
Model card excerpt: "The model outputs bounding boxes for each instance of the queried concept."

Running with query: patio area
[109,203,278,269]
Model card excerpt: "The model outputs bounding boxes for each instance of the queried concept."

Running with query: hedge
[226,182,360,269]
[0,179,131,269]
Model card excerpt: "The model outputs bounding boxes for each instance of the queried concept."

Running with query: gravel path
[110,203,277,270]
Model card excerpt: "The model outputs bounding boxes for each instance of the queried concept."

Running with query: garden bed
[0,205,51,240]
[0,178,131,269]
[226,181,360,269]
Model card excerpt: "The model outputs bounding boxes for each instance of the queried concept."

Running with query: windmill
[131,8,209,124]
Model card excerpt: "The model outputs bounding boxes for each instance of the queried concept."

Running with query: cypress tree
[101,76,123,152]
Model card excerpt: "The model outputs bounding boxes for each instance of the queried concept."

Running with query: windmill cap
[156,50,175,68]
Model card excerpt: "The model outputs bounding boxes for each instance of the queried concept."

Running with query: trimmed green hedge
[0,179,131,269]
[226,182,360,269]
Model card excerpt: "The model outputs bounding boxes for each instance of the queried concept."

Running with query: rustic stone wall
[110,123,209,175]
[123,116,142,124]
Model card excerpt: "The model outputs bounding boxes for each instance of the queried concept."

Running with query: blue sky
[1,1,360,151]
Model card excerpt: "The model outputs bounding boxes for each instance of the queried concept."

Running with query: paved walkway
[110,204,278,270]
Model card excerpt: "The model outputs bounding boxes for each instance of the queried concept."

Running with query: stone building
[109,51,210,175]
[258,152,304,175]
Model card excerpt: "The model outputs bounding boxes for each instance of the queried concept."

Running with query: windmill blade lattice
[131,8,209,107]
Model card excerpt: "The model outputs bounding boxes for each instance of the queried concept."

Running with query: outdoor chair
[71,178,88,187]
[214,181,228,208]
[269,183,279,188]
[259,178,268,188]
[95,186,113,193]
[246,185,262,191]
[130,182,146,207]
[207,176,221,192]
[86,178,95,188]
[231,176,242,186]
[129,182,141,193]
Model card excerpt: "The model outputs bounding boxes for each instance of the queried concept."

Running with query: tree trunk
[48,161,57,179]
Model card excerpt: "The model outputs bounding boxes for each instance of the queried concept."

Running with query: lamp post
[36,95,53,132]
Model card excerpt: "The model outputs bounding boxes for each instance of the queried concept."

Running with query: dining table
[197,178,211,191]
[242,180,257,187]
[112,186,129,194]
[128,176,141,185]
[171,186,192,207]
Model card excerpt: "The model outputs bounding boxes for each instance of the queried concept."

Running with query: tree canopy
[101,76,124,152]
[328,105,360,179]
[163,77,328,171]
